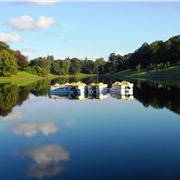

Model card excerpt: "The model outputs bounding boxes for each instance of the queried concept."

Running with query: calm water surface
[0,77,180,180]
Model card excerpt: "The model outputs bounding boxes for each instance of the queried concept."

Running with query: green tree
[136,64,141,73]
[95,58,106,74]
[30,57,52,72]
[33,66,48,77]
[81,59,96,74]
[0,41,10,51]
[0,49,18,77]
[14,50,28,70]
[69,58,81,74]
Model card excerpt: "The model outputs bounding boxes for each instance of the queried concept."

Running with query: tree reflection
[0,78,179,117]
[0,79,50,117]
[0,84,21,116]
[51,75,114,87]
[134,80,180,114]
[28,79,50,97]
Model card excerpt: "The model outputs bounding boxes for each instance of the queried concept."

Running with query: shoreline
[0,72,97,85]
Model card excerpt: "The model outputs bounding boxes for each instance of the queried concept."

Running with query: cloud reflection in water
[25,144,70,179]
[13,122,58,137]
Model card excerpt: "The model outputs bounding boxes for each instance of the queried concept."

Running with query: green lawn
[0,71,97,85]
[0,71,40,79]
[114,66,180,86]
[0,71,42,86]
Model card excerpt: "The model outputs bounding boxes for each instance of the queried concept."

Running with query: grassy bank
[113,66,180,86]
[0,71,43,86]
[0,71,97,85]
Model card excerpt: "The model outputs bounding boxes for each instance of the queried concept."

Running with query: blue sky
[0,1,179,60]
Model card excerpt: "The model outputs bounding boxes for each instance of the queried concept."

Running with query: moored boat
[110,81,133,94]
[87,82,108,94]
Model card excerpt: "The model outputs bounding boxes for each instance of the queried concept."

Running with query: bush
[25,66,48,77]
[34,66,48,77]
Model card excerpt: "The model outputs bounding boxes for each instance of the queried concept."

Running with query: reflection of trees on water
[0,80,51,117]
[29,79,50,97]
[134,80,180,114]
[0,84,21,116]
[51,75,114,87]
[18,88,30,105]
[0,78,179,117]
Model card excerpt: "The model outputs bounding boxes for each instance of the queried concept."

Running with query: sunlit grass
[0,71,97,85]
[114,66,180,86]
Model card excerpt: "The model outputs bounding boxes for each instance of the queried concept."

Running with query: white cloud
[9,15,55,30]
[36,16,55,29]
[8,0,58,5]
[0,32,21,43]
[9,15,34,30]
[13,122,58,137]
[31,0,58,5]
[7,0,180,3]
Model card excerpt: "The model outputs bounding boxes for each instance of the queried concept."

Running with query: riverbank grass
[114,66,180,85]
[0,71,97,85]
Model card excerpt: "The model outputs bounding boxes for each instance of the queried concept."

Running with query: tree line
[106,35,180,73]
[0,35,179,77]
[0,40,107,77]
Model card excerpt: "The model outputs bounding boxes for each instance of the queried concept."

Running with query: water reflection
[0,78,179,116]
[110,93,134,100]
[0,80,50,117]
[0,77,179,180]
[51,75,114,86]
[24,144,70,179]
[50,90,108,100]
[13,122,58,137]
[1,111,24,121]
[133,80,180,115]
[0,84,21,116]
[49,81,133,101]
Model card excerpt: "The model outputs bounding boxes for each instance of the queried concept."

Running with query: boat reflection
[110,93,134,100]
[0,79,179,116]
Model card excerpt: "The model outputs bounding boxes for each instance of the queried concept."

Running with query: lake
[0,77,180,180]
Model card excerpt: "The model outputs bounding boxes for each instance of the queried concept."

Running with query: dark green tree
[0,49,18,77]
